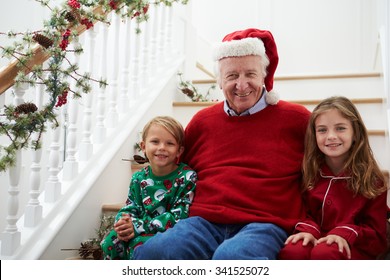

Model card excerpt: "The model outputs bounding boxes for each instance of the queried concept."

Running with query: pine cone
[79,241,101,259]
[64,11,77,23]
[32,34,54,49]
[133,154,148,164]
[92,249,103,260]
[14,103,38,114]
[181,87,194,98]
[78,242,91,259]
[68,8,82,23]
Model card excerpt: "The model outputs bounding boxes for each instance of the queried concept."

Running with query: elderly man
[133,28,311,260]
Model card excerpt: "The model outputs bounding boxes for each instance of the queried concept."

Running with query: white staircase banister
[0,1,188,259]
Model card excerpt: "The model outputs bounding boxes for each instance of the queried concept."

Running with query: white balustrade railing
[149,4,159,78]
[24,82,45,227]
[62,38,81,182]
[106,13,121,129]
[79,28,96,162]
[119,15,131,114]
[130,17,141,100]
[94,23,109,144]
[0,2,188,259]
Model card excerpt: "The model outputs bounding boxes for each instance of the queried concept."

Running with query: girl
[279,96,388,260]
[101,116,197,259]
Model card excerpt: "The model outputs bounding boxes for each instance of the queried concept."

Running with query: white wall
[191,0,381,76]
[0,0,56,69]
[1,1,385,81]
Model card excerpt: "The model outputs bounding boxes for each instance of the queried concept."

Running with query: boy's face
[141,124,183,176]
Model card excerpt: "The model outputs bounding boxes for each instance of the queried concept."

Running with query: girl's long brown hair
[302,96,387,198]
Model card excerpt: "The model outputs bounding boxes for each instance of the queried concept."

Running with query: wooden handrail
[192,72,382,85]
[173,101,218,107]
[0,5,106,95]
[196,62,216,79]
[0,45,51,95]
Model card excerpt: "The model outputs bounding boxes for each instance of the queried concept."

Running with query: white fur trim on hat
[265,90,279,105]
[213,37,266,61]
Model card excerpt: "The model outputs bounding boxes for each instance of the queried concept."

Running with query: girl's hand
[285,232,317,246]
[114,213,135,242]
[317,234,351,259]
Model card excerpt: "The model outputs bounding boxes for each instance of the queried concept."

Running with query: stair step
[102,202,123,213]
[172,100,388,135]
[173,98,385,107]
[100,164,149,214]
[190,72,384,100]
[131,163,149,172]
[191,72,382,85]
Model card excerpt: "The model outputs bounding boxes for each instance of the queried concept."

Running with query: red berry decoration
[67,0,81,9]
[55,90,69,107]
[109,0,118,10]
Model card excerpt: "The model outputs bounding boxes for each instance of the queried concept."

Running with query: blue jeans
[132,216,287,260]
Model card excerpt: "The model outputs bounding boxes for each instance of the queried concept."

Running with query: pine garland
[0,0,189,172]
[78,213,115,259]
[61,213,116,259]
[177,72,217,102]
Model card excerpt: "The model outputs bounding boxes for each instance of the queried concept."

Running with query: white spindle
[130,25,141,100]
[0,92,4,107]
[119,16,131,114]
[166,6,175,59]
[24,142,43,226]
[44,119,62,202]
[106,13,120,128]
[62,39,80,180]
[2,149,22,256]
[149,4,159,77]
[140,19,150,89]
[79,28,97,161]
[24,82,44,226]
[94,23,109,144]
[158,5,167,66]
[1,84,26,255]
[13,84,25,106]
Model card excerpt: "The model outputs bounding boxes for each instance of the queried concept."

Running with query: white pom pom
[265,90,279,105]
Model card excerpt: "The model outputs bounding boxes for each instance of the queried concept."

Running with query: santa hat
[213,28,279,105]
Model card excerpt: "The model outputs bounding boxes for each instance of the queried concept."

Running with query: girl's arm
[294,219,322,239]
[327,191,388,257]
[292,192,322,239]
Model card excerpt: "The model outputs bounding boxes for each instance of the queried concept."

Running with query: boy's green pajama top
[101,163,197,259]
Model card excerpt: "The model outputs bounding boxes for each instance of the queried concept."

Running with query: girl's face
[315,108,354,172]
[218,55,265,115]
[141,124,183,176]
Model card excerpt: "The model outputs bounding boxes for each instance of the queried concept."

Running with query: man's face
[218,55,265,115]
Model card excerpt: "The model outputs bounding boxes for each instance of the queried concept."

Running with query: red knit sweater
[182,101,311,233]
